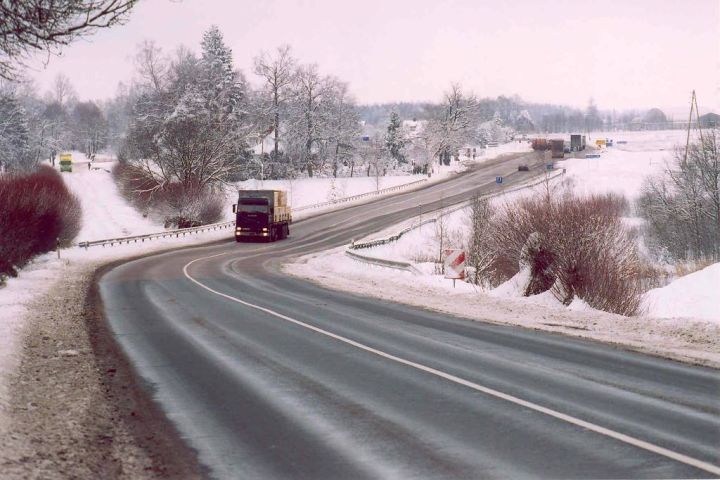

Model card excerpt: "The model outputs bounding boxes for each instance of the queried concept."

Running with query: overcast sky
[26,0,720,113]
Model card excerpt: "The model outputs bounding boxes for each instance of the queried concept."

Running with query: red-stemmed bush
[0,165,81,277]
[113,162,224,228]
[470,186,642,316]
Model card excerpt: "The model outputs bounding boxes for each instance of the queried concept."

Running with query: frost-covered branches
[0,91,33,171]
[0,0,138,80]
[422,83,479,165]
[253,45,296,159]
[638,131,720,260]
[123,26,250,194]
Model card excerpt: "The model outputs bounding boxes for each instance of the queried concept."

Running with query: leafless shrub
[113,162,225,228]
[0,165,81,276]
[638,130,720,261]
[472,188,644,315]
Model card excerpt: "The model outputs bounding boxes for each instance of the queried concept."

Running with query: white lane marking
[183,253,720,477]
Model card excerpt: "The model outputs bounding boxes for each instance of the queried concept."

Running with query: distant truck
[59,153,72,172]
[550,139,565,159]
[570,134,586,151]
[531,138,550,151]
[233,190,291,242]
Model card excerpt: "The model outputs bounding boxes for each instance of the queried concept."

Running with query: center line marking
[183,253,720,477]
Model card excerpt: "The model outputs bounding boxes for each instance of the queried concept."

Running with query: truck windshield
[238,198,269,213]
[238,205,268,213]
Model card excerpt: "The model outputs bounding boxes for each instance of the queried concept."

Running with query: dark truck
[550,139,565,159]
[233,190,291,242]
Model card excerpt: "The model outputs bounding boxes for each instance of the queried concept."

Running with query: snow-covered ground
[285,131,720,366]
[643,263,720,322]
[556,129,690,200]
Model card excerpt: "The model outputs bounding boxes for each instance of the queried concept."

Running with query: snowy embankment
[643,263,720,322]
[285,132,720,366]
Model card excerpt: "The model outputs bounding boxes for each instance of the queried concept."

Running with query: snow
[643,263,720,323]
[555,130,691,200]
[61,152,162,242]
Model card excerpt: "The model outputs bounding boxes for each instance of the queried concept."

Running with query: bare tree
[52,73,77,106]
[285,63,332,177]
[325,77,360,177]
[253,45,296,159]
[0,1,138,80]
[134,40,168,92]
[639,131,720,260]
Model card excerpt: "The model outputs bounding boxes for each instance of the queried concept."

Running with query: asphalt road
[99,153,720,479]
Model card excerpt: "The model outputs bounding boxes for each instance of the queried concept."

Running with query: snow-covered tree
[253,45,296,159]
[0,91,33,171]
[285,64,333,177]
[385,110,406,165]
[325,78,360,177]
[429,83,479,165]
[515,109,534,133]
[123,26,250,195]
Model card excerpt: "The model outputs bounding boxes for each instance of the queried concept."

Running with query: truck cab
[234,190,291,242]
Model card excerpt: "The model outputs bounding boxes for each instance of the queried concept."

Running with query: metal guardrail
[78,221,234,249]
[77,177,429,249]
[344,250,421,274]
[294,178,428,212]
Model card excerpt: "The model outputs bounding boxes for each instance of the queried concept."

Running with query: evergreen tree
[0,93,33,171]
[385,111,406,164]
[200,25,244,116]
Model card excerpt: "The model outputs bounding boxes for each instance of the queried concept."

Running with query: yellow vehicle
[595,139,606,148]
[59,153,72,172]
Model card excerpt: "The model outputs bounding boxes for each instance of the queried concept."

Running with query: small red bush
[0,166,82,276]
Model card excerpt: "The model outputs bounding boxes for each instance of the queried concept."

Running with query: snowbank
[643,263,720,323]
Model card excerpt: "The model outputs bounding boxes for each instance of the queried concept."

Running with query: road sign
[495,176,503,184]
[444,249,465,280]
[546,163,554,170]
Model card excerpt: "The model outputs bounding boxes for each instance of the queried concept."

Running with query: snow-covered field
[285,131,720,366]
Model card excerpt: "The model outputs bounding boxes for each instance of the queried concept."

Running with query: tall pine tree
[384,111,406,164]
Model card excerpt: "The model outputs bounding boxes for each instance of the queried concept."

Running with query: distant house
[699,112,720,128]
[402,119,426,139]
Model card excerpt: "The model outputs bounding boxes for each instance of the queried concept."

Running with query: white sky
[26,0,720,113]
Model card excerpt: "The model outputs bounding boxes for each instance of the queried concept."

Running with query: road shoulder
[0,258,206,479]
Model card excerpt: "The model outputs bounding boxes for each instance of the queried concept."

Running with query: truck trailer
[550,139,565,159]
[233,190,291,242]
[570,134,586,151]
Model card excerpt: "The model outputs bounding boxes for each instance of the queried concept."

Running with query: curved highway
[99,154,720,479]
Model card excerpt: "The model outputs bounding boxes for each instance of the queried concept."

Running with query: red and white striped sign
[444,249,466,279]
